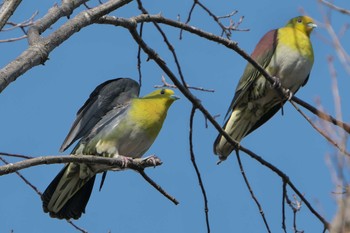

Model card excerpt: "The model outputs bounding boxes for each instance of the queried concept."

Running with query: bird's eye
[297,18,302,23]
[160,89,165,95]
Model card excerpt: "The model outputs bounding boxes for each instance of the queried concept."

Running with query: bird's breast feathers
[271,27,313,90]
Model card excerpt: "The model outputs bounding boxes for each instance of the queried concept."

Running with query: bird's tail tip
[42,165,96,220]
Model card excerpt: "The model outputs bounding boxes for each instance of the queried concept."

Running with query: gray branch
[0,0,22,30]
[0,0,132,93]
[0,154,162,176]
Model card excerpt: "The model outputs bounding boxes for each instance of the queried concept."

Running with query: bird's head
[286,16,317,36]
[143,88,179,106]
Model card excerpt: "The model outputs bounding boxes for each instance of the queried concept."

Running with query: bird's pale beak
[307,22,317,29]
[171,95,180,100]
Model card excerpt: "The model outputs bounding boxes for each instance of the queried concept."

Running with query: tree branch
[0,154,162,176]
[235,150,271,232]
[189,106,211,233]
[319,0,350,15]
[0,0,133,93]
[0,0,22,31]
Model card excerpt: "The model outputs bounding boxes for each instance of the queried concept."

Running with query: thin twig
[2,10,38,32]
[285,194,303,233]
[137,21,144,87]
[0,157,87,232]
[235,150,271,233]
[0,35,27,42]
[189,106,211,233]
[66,220,88,233]
[136,0,187,88]
[138,169,179,205]
[0,151,33,159]
[282,181,287,233]
[290,101,350,157]
[154,75,215,92]
[292,96,350,134]
[0,157,41,195]
[180,1,196,40]
[319,0,350,15]
[240,146,330,230]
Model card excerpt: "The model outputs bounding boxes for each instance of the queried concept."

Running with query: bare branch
[0,0,133,93]
[235,150,271,233]
[0,156,87,232]
[66,220,88,233]
[154,75,215,92]
[0,0,22,31]
[136,0,187,88]
[2,10,38,32]
[0,151,33,159]
[0,154,162,176]
[138,169,179,205]
[137,21,144,87]
[322,15,350,75]
[292,96,350,134]
[319,0,350,15]
[183,0,248,39]
[0,157,42,196]
[0,34,27,42]
[189,106,211,233]
[290,101,350,157]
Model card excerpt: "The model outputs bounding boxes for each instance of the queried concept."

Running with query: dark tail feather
[42,166,96,220]
[99,171,107,191]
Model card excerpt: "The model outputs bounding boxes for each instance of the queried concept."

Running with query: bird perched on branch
[42,78,179,219]
[214,16,317,161]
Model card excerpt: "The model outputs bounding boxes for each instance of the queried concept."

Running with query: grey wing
[60,78,140,152]
[224,30,278,120]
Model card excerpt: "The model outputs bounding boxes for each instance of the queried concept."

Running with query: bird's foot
[284,89,293,100]
[271,76,282,89]
[143,155,161,167]
[119,155,133,168]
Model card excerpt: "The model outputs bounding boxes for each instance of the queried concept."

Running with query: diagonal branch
[0,0,22,31]
[319,0,350,15]
[138,169,179,205]
[235,150,271,232]
[290,100,350,156]
[0,156,87,233]
[0,0,132,93]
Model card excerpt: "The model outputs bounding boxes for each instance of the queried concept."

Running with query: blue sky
[1,0,349,232]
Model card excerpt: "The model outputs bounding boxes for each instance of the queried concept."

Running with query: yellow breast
[128,98,169,137]
[277,27,314,62]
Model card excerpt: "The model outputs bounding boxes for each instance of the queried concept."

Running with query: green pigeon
[42,78,178,219]
[214,16,317,161]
